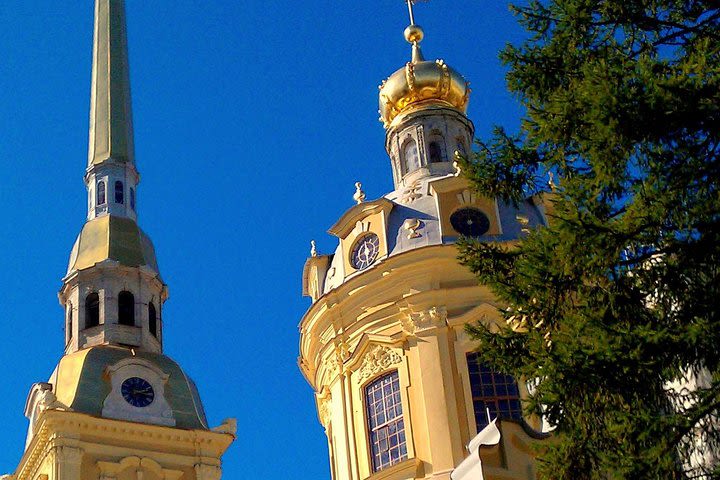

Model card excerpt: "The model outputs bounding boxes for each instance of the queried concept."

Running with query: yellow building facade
[299,7,551,480]
[7,1,234,479]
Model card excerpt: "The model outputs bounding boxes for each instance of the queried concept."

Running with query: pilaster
[406,307,464,477]
[51,445,82,480]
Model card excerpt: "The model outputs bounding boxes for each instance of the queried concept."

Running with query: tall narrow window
[149,302,157,337]
[366,371,408,472]
[115,181,124,204]
[466,352,522,431]
[85,293,100,328]
[118,291,135,326]
[402,140,419,175]
[428,138,447,163]
[130,187,136,211]
[66,304,73,342]
[97,181,106,206]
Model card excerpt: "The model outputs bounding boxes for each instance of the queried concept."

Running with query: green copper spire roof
[87,0,135,167]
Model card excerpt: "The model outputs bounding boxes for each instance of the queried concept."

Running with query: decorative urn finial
[353,182,366,204]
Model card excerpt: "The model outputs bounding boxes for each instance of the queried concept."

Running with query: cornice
[327,198,395,238]
[14,410,234,480]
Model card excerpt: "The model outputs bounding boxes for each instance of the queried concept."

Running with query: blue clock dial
[351,233,380,270]
[450,208,490,237]
[121,377,155,408]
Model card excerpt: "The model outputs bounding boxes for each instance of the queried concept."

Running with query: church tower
[299,5,551,480]
[8,2,234,479]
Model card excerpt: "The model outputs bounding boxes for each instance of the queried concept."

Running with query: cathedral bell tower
[8,2,235,479]
[299,4,551,480]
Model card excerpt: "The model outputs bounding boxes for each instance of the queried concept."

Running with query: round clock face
[121,377,155,408]
[351,233,380,270]
[450,208,490,237]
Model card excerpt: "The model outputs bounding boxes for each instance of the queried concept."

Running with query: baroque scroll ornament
[401,306,447,335]
[357,345,402,380]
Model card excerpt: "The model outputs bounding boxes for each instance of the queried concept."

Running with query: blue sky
[0,1,526,476]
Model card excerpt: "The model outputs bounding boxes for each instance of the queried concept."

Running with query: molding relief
[356,345,403,381]
[195,463,222,480]
[352,221,372,237]
[320,325,335,345]
[317,388,332,428]
[98,457,182,480]
[400,180,422,204]
[456,189,476,205]
[323,341,351,382]
[400,306,448,335]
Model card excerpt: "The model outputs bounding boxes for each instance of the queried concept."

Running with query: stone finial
[310,240,317,257]
[353,182,366,204]
[453,154,462,177]
[548,171,557,191]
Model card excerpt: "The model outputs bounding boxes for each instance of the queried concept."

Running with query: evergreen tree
[457,2,720,478]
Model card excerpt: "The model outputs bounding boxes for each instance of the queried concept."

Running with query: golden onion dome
[379,24,470,128]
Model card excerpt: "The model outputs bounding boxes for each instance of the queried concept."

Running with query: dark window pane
[85,293,100,328]
[467,352,523,431]
[118,291,134,326]
[429,140,446,163]
[149,302,157,337]
[115,181,124,204]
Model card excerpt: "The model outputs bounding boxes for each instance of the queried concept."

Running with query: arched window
[115,181,124,204]
[365,371,408,472]
[428,138,447,163]
[118,291,135,326]
[66,303,73,342]
[466,352,522,431]
[130,188,136,211]
[85,293,100,328]
[402,140,419,175]
[97,181,106,206]
[149,302,157,337]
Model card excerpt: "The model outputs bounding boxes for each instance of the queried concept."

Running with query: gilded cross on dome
[404,0,429,26]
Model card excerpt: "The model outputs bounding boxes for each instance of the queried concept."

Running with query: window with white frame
[97,180,106,206]
[365,371,408,472]
[466,352,522,431]
[402,140,419,175]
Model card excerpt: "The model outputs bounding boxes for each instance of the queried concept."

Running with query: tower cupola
[380,4,474,189]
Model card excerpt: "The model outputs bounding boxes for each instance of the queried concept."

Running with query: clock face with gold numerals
[121,377,155,408]
[351,233,380,270]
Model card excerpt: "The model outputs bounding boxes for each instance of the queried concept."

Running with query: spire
[88,0,135,167]
[404,0,425,63]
